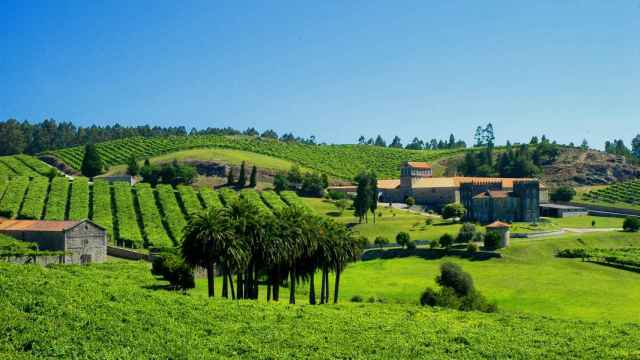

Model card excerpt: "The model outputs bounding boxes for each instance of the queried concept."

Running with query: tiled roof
[486,221,511,228]
[0,220,84,232]
[405,162,432,169]
[377,179,401,189]
[473,190,510,199]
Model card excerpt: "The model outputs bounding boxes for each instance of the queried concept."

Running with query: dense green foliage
[442,203,466,221]
[67,177,89,220]
[135,183,173,248]
[0,177,29,218]
[151,251,195,290]
[140,160,197,186]
[17,177,49,220]
[550,186,577,202]
[1,261,639,358]
[557,247,640,269]
[113,182,144,247]
[43,177,69,220]
[624,217,640,232]
[581,179,640,207]
[51,135,464,179]
[80,144,104,177]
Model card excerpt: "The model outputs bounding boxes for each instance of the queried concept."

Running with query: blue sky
[1,1,638,147]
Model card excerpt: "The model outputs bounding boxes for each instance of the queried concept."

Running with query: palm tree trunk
[273,270,280,301]
[309,270,316,305]
[222,267,228,298]
[267,276,272,302]
[334,266,341,304]
[324,269,330,303]
[289,268,296,304]
[206,263,215,298]
[254,267,259,299]
[237,273,244,300]
[228,271,236,300]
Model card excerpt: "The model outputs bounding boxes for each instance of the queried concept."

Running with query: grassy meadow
[2,259,640,359]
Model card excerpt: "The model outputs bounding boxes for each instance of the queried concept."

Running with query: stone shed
[0,219,107,264]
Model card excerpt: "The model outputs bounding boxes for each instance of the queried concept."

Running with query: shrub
[152,252,195,291]
[405,196,416,207]
[350,295,364,303]
[439,233,454,249]
[556,248,589,258]
[374,236,389,249]
[623,217,640,232]
[457,222,477,243]
[484,231,501,249]
[550,186,576,202]
[429,240,438,249]
[328,190,346,200]
[335,199,349,215]
[425,218,433,226]
[406,240,417,250]
[436,262,474,297]
[396,232,411,248]
[442,203,466,221]
[467,243,478,253]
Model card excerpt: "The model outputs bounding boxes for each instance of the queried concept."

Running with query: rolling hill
[48,135,465,179]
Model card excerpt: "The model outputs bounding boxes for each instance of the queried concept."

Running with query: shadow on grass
[362,248,500,262]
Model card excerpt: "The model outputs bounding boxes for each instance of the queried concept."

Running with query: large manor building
[330,162,548,223]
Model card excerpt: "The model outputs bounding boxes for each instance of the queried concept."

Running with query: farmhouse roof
[404,162,432,169]
[0,219,104,232]
[473,190,510,199]
[377,179,401,189]
[486,221,511,229]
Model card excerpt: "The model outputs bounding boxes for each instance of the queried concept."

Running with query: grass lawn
[105,148,307,175]
[188,229,640,322]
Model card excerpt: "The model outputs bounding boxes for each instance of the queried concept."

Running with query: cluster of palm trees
[181,198,365,304]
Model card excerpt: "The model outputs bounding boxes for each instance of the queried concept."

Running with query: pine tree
[237,161,246,188]
[249,165,257,188]
[80,143,103,178]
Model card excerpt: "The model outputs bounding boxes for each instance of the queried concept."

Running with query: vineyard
[0,154,58,177]
[558,247,640,269]
[49,135,464,179]
[580,180,640,208]
[0,175,309,249]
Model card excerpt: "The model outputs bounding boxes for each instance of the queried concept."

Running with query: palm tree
[181,207,233,297]
[332,232,366,304]
[227,198,263,300]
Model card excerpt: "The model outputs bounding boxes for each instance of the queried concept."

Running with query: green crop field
[576,180,640,210]
[0,155,57,177]
[1,252,640,358]
[49,135,465,179]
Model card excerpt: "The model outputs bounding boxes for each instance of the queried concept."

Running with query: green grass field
[1,259,639,359]
[105,148,307,175]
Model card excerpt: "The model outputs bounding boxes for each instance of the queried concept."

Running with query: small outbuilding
[0,219,107,264]
[485,221,511,248]
[539,204,588,218]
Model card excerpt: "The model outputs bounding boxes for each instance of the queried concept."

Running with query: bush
[467,243,478,253]
[457,223,477,243]
[374,236,389,249]
[623,217,640,232]
[335,199,349,215]
[550,186,576,202]
[439,233,454,249]
[429,240,438,249]
[484,231,501,249]
[396,232,411,249]
[151,252,195,291]
[328,190,346,200]
[406,240,417,250]
[425,218,433,226]
[350,295,364,303]
[405,196,416,207]
[556,248,589,258]
[436,262,474,297]
[442,203,466,221]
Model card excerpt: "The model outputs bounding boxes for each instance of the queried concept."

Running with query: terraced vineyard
[559,247,640,269]
[581,180,640,207]
[0,155,57,177]
[49,135,464,179]
[0,172,308,248]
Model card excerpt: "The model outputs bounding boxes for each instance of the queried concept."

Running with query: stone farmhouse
[329,161,548,223]
[0,219,107,264]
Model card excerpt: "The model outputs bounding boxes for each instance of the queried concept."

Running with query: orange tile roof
[486,221,511,228]
[405,162,432,169]
[377,179,401,189]
[0,220,84,232]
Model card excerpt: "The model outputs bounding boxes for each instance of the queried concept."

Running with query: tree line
[181,200,365,304]
[0,118,320,156]
[357,134,466,150]
[604,136,640,164]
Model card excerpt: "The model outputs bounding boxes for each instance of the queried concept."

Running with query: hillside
[0,175,307,248]
[47,135,465,179]
[1,261,638,359]
[0,155,58,177]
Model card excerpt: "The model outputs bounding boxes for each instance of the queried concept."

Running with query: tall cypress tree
[368,172,378,224]
[353,172,371,223]
[249,165,257,188]
[237,161,247,188]
[227,167,235,186]
[80,143,103,178]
